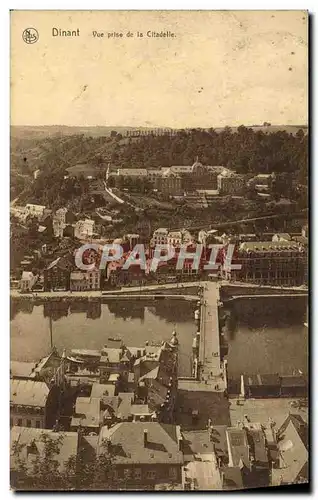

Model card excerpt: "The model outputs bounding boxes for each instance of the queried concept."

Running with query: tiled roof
[288,414,308,449]
[10,361,35,379]
[248,429,268,464]
[130,404,152,416]
[222,466,244,490]
[170,165,194,174]
[99,422,183,464]
[139,366,159,382]
[11,427,78,473]
[10,379,49,408]
[185,459,222,490]
[71,397,101,428]
[117,393,134,420]
[70,349,101,358]
[21,271,34,280]
[245,373,280,387]
[90,383,116,398]
[100,348,122,363]
[239,241,301,253]
[273,415,308,485]
[209,426,229,461]
[182,430,216,459]
[226,428,250,469]
[118,168,148,176]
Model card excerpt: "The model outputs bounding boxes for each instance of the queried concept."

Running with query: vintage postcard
[10,10,308,491]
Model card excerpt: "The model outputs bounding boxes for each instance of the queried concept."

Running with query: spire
[169,330,179,347]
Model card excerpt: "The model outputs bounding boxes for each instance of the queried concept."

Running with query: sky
[10,10,308,128]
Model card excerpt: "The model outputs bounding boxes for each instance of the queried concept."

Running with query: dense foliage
[11,433,114,491]
[11,126,308,207]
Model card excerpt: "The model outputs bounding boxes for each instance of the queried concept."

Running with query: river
[10,298,308,380]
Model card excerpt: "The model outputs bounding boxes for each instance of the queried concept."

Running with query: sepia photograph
[10,10,308,491]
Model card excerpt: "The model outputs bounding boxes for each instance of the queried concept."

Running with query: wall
[113,463,182,488]
[220,284,307,299]
[10,407,45,429]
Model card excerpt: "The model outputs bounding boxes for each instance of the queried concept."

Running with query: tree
[108,176,115,188]
[11,433,64,490]
[11,433,115,492]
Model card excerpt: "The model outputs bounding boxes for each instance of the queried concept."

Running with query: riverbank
[10,290,199,304]
[10,280,308,303]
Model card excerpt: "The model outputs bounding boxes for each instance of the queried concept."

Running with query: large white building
[25,204,46,218]
[74,219,95,240]
[151,228,169,247]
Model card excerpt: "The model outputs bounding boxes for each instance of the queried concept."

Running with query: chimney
[176,425,183,453]
[143,429,148,448]
[103,437,111,454]
[178,437,183,452]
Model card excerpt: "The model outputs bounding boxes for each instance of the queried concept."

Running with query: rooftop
[183,429,217,460]
[185,457,222,490]
[90,383,116,398]
[100,348,122,364]
[222,466,244,490]
[71,396,101,428]
[130,404,152,416]
[229,397,308,430]
[70,348,101,358]
[10,361,36,379]
[118,168,148,176]
[239,241,302,253]
[117,393,135,420]
[248,429,268,464]
[244,373,281,387]
[226,427,250,468]
[99,422,183,465]
[10,379,49,408]
[272,414,308,485]
[11,427,78,473]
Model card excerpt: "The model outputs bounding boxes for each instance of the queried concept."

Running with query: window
[124,469,131,479]
[26,420,32,427]
[35,420,41,428]
[17,419,22,426]
[169,467,177,478]
[146,470,156,480]
[134,468,142,480]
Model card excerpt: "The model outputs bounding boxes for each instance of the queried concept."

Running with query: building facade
[217,172,246,195]
[10,379,57,429]
[226,240,307,286]
[70,270,100,291]
[97,422,184,489]
[44,256,72,291]
[74,219,95,240]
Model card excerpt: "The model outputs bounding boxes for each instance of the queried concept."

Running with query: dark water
[10,300,196,377]
[10,299,308,379]
[224,301,308,378]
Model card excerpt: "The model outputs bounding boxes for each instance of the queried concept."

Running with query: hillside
[10,125,308,208]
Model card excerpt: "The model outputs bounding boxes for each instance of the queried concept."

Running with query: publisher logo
[22,28,39,44]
